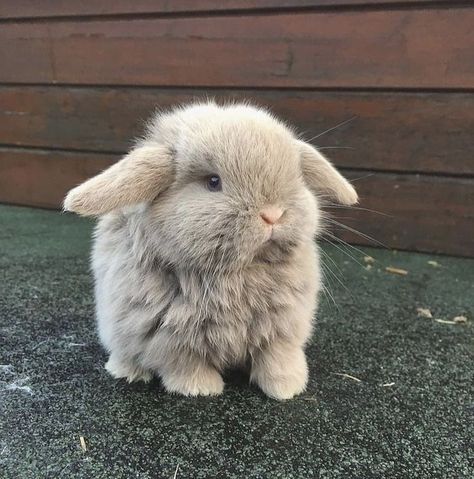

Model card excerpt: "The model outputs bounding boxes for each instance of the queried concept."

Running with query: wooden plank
[330,171,474,257]
[1,147,472,256]
[0,148,116,209]
[0,1,444,19]
[1,9,473,88]
[0,86,473,175]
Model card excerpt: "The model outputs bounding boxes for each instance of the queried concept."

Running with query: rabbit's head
[64,102,357,270]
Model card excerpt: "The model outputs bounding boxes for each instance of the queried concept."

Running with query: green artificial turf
[0,204,472,478]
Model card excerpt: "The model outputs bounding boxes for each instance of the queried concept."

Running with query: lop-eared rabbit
[64,102,357,399]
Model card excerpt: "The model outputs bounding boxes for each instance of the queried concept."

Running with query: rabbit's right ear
[63,145,174,216]
[297,140,358,206]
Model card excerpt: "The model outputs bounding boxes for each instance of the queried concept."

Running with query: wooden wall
[0,1,473,256]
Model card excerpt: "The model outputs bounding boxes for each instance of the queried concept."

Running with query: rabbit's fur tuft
[64,102,357,399]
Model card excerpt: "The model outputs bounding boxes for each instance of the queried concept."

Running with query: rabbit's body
[65,102,357,399]
[93,205,320,397]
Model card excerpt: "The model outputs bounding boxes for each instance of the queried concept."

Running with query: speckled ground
[0,205,472,479]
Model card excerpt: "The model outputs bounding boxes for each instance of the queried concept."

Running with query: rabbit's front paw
[105,355,153,383]
[251,345,308,400]
[161,364,224,397]
[256,368,308,400]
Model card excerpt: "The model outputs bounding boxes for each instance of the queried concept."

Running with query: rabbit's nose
[260,206,284,225]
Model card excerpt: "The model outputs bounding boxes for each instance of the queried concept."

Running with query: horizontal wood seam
[1,1,473,24]
[1,145,473,180]
[1,83,474,94]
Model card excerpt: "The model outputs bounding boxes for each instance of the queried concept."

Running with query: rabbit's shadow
[121,365,251,396]
[223,367,251,388]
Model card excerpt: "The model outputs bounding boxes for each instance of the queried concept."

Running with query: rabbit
[64,101,357,400]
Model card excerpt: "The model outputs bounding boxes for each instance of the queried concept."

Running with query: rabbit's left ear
[297,140,358,205]
[63,145,174,216]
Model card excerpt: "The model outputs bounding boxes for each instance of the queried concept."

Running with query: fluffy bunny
[64,102,357,400]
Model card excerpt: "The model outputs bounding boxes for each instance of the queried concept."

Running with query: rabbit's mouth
[263,225,275,242]
[253,234,298,264]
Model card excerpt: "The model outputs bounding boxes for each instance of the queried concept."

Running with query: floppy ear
[63,145,174,216]
[297,140,358,205]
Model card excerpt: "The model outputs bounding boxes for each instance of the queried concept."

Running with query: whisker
[306,116,358,142]
[323,215,356,221]
[319,279,341,313]
[322,233,366,268]
[349,173,375,182]
[320,254,350,295]
[319,247,346,279]
[326,218,388,249]
[325,230,375,259]
[317,146,355,151]
[323,204,392,218]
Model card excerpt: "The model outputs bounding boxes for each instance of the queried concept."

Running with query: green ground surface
[0,204,472,479]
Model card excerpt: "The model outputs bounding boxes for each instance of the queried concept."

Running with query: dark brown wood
[0,148,116,209]
[1,86,472,175]
[328,171,474,257]
[0,1,445,19]
[1,147,472,256]
[1,9,473,88]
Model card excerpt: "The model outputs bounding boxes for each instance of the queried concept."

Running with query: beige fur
[64,102,357,400]
[64,145,174,216]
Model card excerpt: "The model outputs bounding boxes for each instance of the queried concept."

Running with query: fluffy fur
[64,102,357,400]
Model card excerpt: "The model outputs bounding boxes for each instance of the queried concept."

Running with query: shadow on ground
[0,205,472,478]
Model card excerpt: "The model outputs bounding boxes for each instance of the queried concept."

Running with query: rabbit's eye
[207,175,222,192]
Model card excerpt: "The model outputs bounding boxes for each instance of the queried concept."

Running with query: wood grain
[1,147,472,255]
[1,86,472,175]
[0,1,444,19]
[1,9,473,88]
[331,171,474,256]
[0,148,116,209]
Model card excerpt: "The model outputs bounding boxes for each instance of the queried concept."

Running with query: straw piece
[385,266,408,276]
[333,372,362,383]
[79,436,87,452]
[434,319,456,325]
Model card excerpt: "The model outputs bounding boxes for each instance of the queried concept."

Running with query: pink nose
[260,206,283,225]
